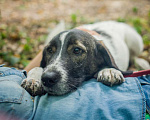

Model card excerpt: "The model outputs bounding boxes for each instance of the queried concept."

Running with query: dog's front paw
[21,67,45,96]
[21,78,45,96]
[97,68,125,86]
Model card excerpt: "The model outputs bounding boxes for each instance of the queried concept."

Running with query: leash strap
[124,69,150,78]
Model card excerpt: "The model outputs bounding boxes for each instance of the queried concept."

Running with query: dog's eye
[47,47,53,53]
[73,47,83,55]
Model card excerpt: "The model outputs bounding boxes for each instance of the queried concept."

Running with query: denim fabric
[138,75,150,115]
[0,66,148,120]
[32,78,146,120]
[0,65,26,85]
[0,66,33,120]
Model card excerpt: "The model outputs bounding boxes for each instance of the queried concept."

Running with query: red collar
[76,27,102,41]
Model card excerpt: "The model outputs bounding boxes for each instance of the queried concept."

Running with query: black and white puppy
[21,21,149,96]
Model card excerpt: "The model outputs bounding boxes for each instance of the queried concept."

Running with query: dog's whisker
[67,82,78,89]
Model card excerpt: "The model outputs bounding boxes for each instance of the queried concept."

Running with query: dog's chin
[41,82,76,96]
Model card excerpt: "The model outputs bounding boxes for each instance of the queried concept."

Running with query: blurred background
[0,0,150,70]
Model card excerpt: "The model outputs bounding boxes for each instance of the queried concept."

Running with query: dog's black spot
[40,48,47,68]
[94,30,112,39]
[40,31,68,68]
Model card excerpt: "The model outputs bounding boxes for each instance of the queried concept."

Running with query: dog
[21,21,150,96]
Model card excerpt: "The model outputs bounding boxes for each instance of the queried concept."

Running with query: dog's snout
[41,72,60,87]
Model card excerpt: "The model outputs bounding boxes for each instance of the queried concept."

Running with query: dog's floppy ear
[95,41,133,76]
[40,49,46,68]
[95,41,119,69]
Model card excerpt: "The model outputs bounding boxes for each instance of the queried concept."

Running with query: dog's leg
[21,67,45,96]
[123,23,150,69]
[134,57,150,70]
[97,68,125,86]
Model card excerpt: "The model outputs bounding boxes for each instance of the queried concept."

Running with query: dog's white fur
[81,21,144,70]
[21,21,150,96]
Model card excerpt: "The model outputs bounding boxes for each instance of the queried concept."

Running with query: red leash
[124,69,150,78]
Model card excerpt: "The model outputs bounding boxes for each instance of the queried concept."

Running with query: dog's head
[40,29,118,95]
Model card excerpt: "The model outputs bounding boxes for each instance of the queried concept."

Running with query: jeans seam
[0,69,26,79]
[135,77,146,120]
[19,88,25,103]
[0,79,13,82]
[147,105,150,115]
[140,82,150,85]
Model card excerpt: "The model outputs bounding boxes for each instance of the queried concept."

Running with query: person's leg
[32,77,146,120]
[0,65,34,120]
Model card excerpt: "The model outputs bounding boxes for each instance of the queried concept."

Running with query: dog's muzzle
[41,71,61,87]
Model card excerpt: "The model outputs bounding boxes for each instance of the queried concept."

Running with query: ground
[0,0,150,70]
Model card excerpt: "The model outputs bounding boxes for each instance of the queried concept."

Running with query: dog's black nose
[41,72,60,87]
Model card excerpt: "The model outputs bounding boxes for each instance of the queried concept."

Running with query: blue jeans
[0,65,149,120]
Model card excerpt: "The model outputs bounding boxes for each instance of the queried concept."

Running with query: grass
[0,9,150,69]
[0,23,47,68]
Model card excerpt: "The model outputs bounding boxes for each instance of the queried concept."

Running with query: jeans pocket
[0,80,34,120]
[0,80,24,103]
